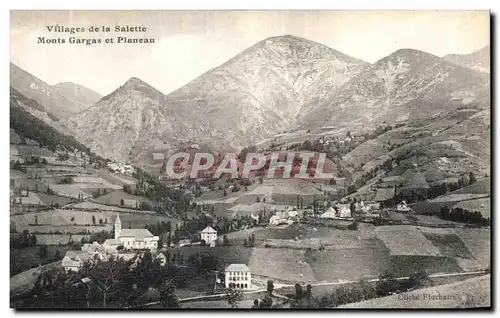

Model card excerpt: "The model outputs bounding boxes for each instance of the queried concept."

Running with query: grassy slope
[339,274,490,308]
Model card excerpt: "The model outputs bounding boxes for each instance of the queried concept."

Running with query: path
[128,270,488,308]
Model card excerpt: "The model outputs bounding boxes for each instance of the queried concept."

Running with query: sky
[10,10,490,96]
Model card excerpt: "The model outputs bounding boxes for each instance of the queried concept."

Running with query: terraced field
[375,226,441,256]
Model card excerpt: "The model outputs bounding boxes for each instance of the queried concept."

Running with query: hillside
[10,63,97,118]
[341,107,490,202]
[63,35,369,162]
[63,77,169,163]
[10,87,90,154]
[340,274,490,308]
[443,46,490,73]
[52,82,102,111]
[299,49,490,132]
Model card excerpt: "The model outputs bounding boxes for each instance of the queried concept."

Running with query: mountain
[10,63,98,118]
[443,46,490,73]
[10,87,90,154]
[64,35,369,162]
[63,77,169,162]
[299,48,490,132]
[52,82,102,111]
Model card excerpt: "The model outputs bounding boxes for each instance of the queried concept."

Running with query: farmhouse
[337,204,352,218]
[201,226,218,247]
[63,242,113,272]
[396,200,412,212]
[62,251,91,272]
[320,206,337,219]
[225,264,252,289]
[107,214,159,250]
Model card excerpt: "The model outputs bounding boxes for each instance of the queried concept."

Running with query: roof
[62,251,91,267]
[115,214,122,224]
[225,264,250,272]
[325,207,335,213]
[320,211,337,219]
[201,226,217,233]
[119,228,154,240]
[104,238,122,245]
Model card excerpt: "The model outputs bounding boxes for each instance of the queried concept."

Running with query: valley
[9,33,490,309]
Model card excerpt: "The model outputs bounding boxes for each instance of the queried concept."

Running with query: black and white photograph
[8,9,491,309]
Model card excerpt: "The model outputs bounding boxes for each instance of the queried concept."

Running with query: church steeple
[115,213,122,239]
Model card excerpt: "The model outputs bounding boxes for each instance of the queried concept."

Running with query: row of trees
[285,270,431,308]
[439,206,489,226]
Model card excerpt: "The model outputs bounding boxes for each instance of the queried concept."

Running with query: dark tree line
[439,206,489,226]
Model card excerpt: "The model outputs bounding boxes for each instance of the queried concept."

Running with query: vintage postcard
[9,10,491,309]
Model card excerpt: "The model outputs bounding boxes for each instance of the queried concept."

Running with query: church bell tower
[115,214,122,239]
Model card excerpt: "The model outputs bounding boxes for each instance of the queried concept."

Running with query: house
[62,251,92,272]
[338,204,352,218]
[201,226,218,247]
[108,214,159,250]
[355,201,380,214]
[225,264,252,289]
[103,238,123,250]
[320,207,337,219]
[396,200,412,212]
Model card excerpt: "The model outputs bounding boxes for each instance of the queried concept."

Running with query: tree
[226,285,243,308]
[99,218,103,226]
[259,294,273,308]
[347,185,356,195]
[295,283,304,300]
[223,234,230,246]
[469,172,477,185]
[267,280,274,295]
[223,189,228,196]
[251,299,259,308]
[409,270,432,288]
[38,244,48,258]
[376,271,399,296]
[92,215,96,226]
[159,279,180,308]
[306,284,312,298]
[120,198,125,206]
[10,221,17,233]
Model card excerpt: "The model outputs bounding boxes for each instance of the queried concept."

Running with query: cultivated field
[69,201,156,214]
[305,238,390,282]
[375,226,441,256]
[453,229,490,269]
[249,248,316,282]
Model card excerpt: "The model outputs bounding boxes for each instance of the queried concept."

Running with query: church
[104,214,160,250]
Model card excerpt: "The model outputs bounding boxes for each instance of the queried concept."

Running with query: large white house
[104,214,159,250]
[225,264,251,290]
[200,226,217,247]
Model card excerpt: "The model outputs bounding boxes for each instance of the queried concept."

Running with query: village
[10,125,491,308]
